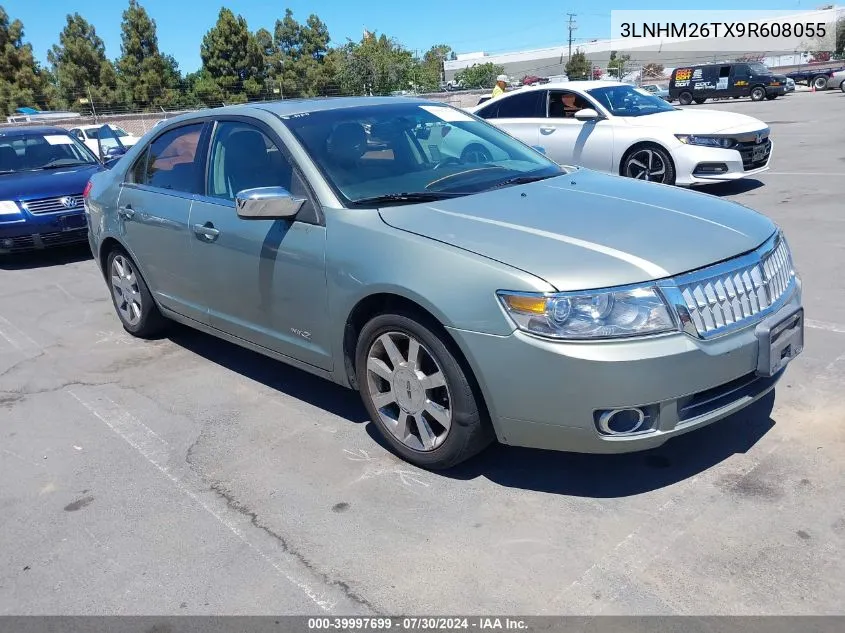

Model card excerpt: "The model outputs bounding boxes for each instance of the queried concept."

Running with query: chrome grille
[674,237,794,338]
[23,194,84,215]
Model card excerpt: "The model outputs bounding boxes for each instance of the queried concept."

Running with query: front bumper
[449,288,801,454]
[0,213,88,254]
[673,141,772,186]
[766,85,786,96]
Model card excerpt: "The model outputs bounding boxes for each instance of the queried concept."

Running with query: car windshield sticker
[419,105,474,122]
[44,135,74,145]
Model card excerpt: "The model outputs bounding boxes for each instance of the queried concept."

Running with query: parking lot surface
[1,91,844,615]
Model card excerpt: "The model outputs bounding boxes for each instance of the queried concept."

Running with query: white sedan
[465,81,772,186]
[68,124,141,156]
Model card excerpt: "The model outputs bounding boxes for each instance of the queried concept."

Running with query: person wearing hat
[491,74,508,99]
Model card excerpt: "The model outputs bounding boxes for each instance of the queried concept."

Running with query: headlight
[498,286,676,340]
[0,200,21,216]
[675,135,735,149]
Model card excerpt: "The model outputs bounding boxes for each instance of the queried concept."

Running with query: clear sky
[10,0,811,74]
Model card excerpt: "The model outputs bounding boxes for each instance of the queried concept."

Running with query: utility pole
[567,13,577,62]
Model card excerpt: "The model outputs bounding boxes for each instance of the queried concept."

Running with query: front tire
[355,311,492,469]
[840,80,845,93]
[750,86,766,101]
[766,94,778,100]
[622,144,676,185]
[106,247,166,338]
[693,97,707,104]
[678,91,693,105]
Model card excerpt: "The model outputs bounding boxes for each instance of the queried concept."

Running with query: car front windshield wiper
[348,192,466,207]
[487,172,559,190]
[38,161,95,170]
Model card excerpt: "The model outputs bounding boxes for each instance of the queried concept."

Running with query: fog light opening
[598,408,646,435]
[694,162,729,175]
[1,238,13,249]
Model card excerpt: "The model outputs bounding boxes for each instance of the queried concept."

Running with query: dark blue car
[0,126,103,254]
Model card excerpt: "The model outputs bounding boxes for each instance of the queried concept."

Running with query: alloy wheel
[365,331,452,451]
[110,254,143,326]
[625,149,668,183]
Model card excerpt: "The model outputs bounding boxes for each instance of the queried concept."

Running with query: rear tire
[812,75,828,91]
[355,311,492,470]
[840,80,845,93]
[106,247,167,338]
[678,91,693,105]
[750,86,766,101]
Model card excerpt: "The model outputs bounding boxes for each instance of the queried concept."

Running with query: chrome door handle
[117,205,135,219]
[540,126,556,134]
[192,223,220,242]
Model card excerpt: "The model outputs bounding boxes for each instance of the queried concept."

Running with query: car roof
[516,80,628,93]
[156,96,456,127]
[0,126,71,138]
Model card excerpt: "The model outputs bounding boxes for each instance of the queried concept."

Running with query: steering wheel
[432,156,462,170]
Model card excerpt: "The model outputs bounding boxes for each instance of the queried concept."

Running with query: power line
[567,13,577,61]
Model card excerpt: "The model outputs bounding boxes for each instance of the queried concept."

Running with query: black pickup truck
[785,67,845,90]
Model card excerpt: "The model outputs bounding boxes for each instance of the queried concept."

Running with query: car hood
[0,164,101,201]
[619,109,767,134]
[378,170,776,291]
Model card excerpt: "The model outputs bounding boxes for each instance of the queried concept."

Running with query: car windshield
[0,132,98,173]
[282,102,565,206]
[586,84,676,117]
[86,125,129,139]
[749,63,771,74]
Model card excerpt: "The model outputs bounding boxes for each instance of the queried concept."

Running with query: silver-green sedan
[84,97,804,469]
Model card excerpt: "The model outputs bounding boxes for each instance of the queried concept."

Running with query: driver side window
[548,91,591,119]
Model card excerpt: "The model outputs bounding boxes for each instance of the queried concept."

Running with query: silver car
[84,98,804,469]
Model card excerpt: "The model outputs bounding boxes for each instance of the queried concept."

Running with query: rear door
[188,118,331,370]
[475,90,545,149]
[117,121,210,322]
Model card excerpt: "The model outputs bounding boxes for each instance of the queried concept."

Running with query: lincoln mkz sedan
[84,98,804,469]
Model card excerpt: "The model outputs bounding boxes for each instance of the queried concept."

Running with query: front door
[542,90,615,172]
[188,119,332,370]
[116,121,208,322]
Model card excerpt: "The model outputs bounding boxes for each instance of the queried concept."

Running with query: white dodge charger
[461,81,772,186]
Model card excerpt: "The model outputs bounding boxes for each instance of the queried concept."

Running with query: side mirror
[574,108,602,122]
[235,187,305,220]
[103,157,122,170]
[531,145,546,155]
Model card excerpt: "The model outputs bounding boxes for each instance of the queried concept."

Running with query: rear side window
[477,91,545,119]
[140,123,205,193]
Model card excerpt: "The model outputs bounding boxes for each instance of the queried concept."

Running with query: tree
[837,16,845,58]
[0,7,56,115]
[641,63,665,79]
[265,9,333,97]
[48,13,119,110]
[454,62,504,89]
[810,51,832,62]
[335,32,416,95]
[564,50,590,80]
[200,7,265,100]
[418,44,452,91]
[607,50,631,79]
[116,0,180,108]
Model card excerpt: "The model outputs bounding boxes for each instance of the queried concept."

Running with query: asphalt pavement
[1,90,844,615]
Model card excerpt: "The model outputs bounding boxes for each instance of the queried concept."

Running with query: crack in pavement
[207,480,380,614]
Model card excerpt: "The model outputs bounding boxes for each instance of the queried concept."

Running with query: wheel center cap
[393,366,425,413]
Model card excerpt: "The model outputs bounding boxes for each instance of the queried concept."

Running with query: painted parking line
[66,386,361,614]
[806,319,845,335]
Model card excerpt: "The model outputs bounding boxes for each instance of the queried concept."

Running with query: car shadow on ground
[166,324,370,424]
[701,179,765,197]
[0,245,92,270]
[167,322,775,498]
[365,391,776,497]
